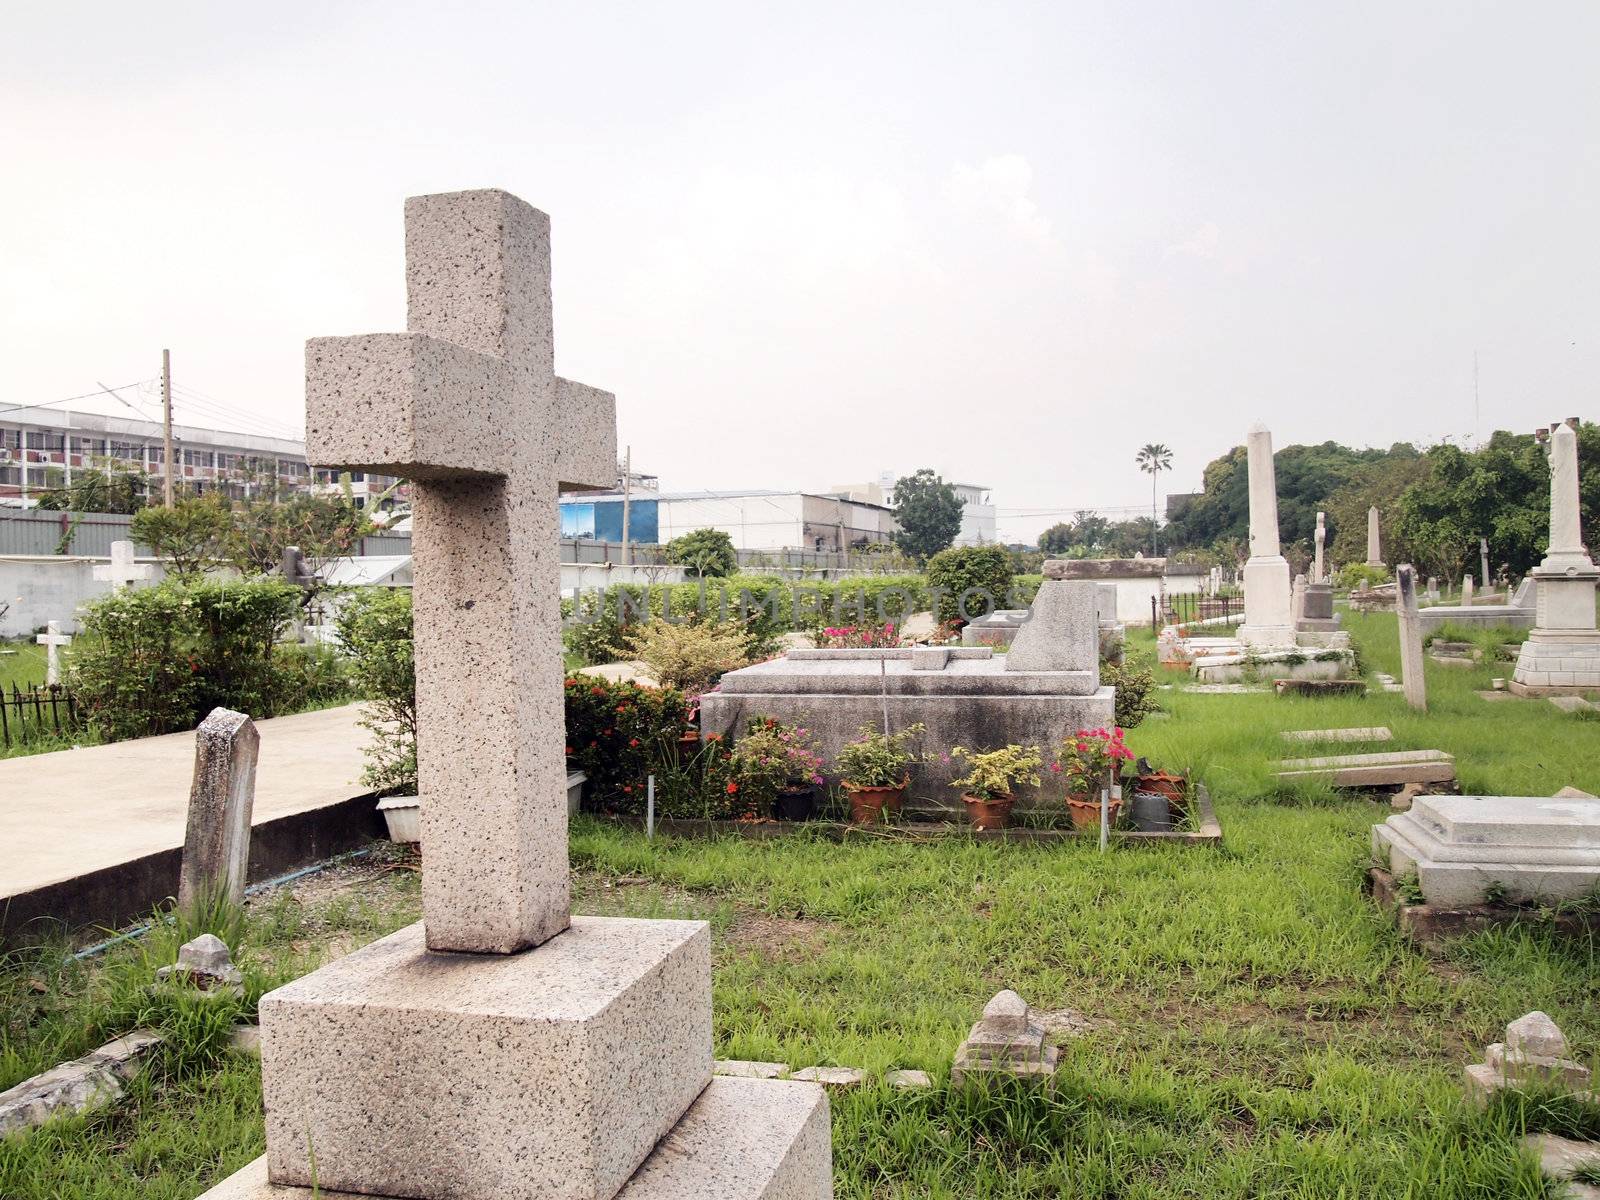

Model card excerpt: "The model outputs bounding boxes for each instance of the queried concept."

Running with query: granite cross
[36,620,70,685]
[306,189,616,955]
[92,540,154,591]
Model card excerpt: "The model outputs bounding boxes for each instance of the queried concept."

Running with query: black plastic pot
[1128,790,1173,832]
[774,786,817,822]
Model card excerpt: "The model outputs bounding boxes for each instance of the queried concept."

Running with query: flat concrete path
[0,704,369,900]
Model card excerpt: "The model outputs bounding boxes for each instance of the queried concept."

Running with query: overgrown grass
[4,610,1598,1198]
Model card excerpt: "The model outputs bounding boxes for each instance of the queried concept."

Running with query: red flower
[565,745,574,755]
[628,738,639,748]
[726,781,739,794]
[590,686,605,695]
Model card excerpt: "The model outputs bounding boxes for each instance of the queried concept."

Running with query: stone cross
[1366,506,1383,566]
[1479,537,1491,590]
[35,620,70,686]
[1313,511,1326,584]
[279,544,318,588]
[1395,565,1427,712]
[92,540,154,592]
[178,707,260,909]
[306,189,617,955]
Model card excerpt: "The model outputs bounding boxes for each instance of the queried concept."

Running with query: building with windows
[558,489,896,553]
[0,406,403,509]
[830,473,998,546]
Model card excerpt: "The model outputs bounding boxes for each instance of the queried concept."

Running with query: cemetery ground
[3,610,1598,1198]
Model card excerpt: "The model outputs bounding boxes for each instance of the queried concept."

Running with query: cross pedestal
[202,190,830,1200]
[92,540,155,592]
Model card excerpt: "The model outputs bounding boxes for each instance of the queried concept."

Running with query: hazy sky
[3,2,1596,542]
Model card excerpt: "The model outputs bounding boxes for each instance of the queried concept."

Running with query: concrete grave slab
[1278,749,1455,788]
[1280,727,1394,744]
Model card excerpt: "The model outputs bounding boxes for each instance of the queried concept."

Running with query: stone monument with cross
[1300,510,1337,630]
[1511,420,1600,696]
[201,189,831,1200]
[92,540,155,592]
[35,620,70,685]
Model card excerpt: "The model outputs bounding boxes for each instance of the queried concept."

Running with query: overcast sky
[3,2,1595,542]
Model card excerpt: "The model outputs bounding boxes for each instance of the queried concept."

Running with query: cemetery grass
[6,608,1600,1198]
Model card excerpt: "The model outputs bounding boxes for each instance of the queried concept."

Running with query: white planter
[376,795,420,844]
[566,771,587,819]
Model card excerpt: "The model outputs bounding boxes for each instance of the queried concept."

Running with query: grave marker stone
[1367,506,1383,567]
[1238,425,1295,648]
[35,621,70,686]
[1396,565,1427,711]
[92,540,155,592]
[177,708,259,909]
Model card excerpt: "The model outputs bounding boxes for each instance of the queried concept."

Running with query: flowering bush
[949,744,1043,801]
[836,723,925,789]
[728,717,825,812]
[563,675,689,808]
[1053,727,1134,795]
[624,617,752,695]
[816,622,898,649]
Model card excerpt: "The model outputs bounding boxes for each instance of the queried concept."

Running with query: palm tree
[1135,443,1173,556]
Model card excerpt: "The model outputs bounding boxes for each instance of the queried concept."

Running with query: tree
[665,528,737,578]
[1038,522,1075,555]
[891,469,964,562]
[130,496,233,581]
[1135,443,1173,556]
[33,460,151,515]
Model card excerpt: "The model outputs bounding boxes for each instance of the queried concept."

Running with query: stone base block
[261,917,711,1200]
[1511,634,1600,694]
[201,1077,831,1200]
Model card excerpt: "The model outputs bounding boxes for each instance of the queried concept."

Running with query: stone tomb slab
[1276,749,1455,788]
[1280,727,1394,745]
[1371,795,1600,907]
[206,1076,831,1200]
[261,917,711,1200]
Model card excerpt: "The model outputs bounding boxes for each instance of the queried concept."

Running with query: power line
[0,380,155,418]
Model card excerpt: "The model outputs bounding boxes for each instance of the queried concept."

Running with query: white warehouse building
[559,489,897,553]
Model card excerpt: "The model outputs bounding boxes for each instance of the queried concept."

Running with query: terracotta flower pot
[962,793,1014,831]
[1066,792,1122,832]
[678,730,701,747]
[843,779,907,824]
[1136,771,1186,804]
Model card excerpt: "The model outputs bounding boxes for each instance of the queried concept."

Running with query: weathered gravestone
[177,708,260,909]
[1396,565,1427,712]
[201,189,831,1200]
[1367,505,1383,567]
[1238,425,1294,649]
[92,540,155,592]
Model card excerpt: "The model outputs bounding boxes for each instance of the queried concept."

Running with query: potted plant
[737,717,825,821]
[1053,727,1134,832]
[836,723,925,823]
[949,744,1043,830]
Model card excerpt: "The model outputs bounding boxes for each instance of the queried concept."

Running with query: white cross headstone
[1313,511,1327,584]
[92,540,154,592]
[306,188,617,955]
[36,620,71,685]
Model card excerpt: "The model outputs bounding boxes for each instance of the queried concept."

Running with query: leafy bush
[926,546,1015,626]
[335,588,416,791]
[1336,562,1390,591]
[69,580,317,742]
[836,723,925,788]
[563,675,690,809]
[1101,650,1159,729]
[949,744,1043,801]
[665,528,738,578]
[728,718,824,813]
[624,618,753,695]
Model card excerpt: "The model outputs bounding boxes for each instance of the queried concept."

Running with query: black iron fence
[0,683,81,748]
[1156,592,1243,631]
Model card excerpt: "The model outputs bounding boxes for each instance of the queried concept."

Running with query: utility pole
[161,348,174,507]
[620,444,631,566]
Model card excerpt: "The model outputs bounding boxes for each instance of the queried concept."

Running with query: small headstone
[155,933,244,990]
[92,540,155,592]
[1465,1011,1594,1102]
[1461,576,1475,605]
[35,620,71,686]
[884,1069,933,1090]
[951,989,1059,1086]
[177,708,260,909]
[1004,581,1098,674]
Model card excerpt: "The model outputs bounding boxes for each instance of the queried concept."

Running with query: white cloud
[944,155,1054,245]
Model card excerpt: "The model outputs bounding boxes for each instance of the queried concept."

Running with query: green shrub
[1102,648,1159,729]
[624,618,752,695]
[926,545,1015,625]
[664,528,738,578]
[1336,562,1390,590]
[335,588,416,791]
[563,674,690,810]
[69,580,315,742]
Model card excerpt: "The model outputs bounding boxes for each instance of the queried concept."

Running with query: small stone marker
[1523,1133,1600,1191]
[92,540,154,592]
[884,1069,933,1090]
[156,933,244,991]
[1549,696,1596,714]
[0,1029,163,1136]
[1395,566,1427,712]
[177,708,259,909]
[279,544,318,587]
[789,1066,866,1089]
[35,620,70,686]
[712,1060,789,1080]
[1465,1011,1595,1103]
[1005,581,1099,674]
[1278,748,1455,787]
[952,989,1059,1086]
[1461,575,1475,605]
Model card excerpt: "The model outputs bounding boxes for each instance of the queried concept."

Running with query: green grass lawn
[3,609,1598,1198]
[0,637,54,691]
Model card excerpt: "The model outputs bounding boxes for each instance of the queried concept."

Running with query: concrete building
[0,406,403,510]
[832,472,998,546]
[559,488,896,553]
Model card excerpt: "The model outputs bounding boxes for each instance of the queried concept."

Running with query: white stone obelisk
[1512,421,1600,695]
[1366,506,1383,567]
[1238,425,1296,648]
[1396,566,1427,712]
